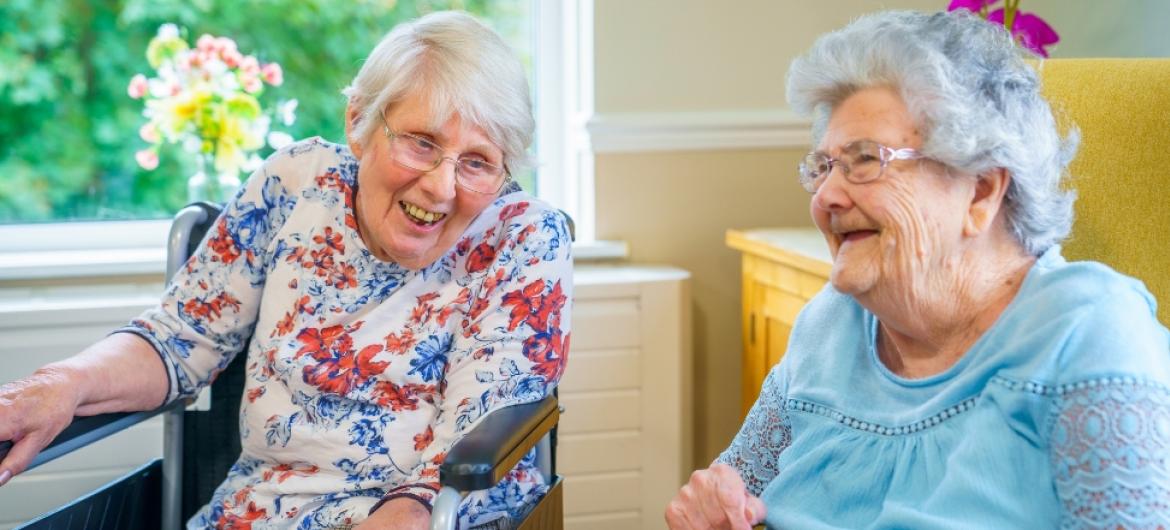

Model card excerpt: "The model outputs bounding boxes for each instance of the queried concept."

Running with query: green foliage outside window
[0,0,533,224]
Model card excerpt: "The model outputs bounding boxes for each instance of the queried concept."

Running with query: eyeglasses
[381,115,510,195]
[798,140,927,193]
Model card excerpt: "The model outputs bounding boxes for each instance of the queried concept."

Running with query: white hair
[787,10,1078,255]
[342,11,534,172]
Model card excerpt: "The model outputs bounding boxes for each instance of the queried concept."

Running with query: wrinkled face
[347,92,503,269]
[810,87,976,300]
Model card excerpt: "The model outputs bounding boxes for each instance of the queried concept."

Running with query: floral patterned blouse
[119,138,572,529]
[720,246,1170,529]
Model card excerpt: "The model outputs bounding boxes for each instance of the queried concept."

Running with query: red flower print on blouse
[455,236,473,256]
[466,241,497,274]
[207,219,242,265]
[295,324,388,395]
[413,426,434,451]
[501,280,567,333]
[182,291,243,323]
[498,201,530,222]
[262,462,320,483]
[384,329,417,354]
[372,381,434,412]
[312,226,345,254]
[218,488,268,530]
[329,262,358,289]
[522,329,569,381]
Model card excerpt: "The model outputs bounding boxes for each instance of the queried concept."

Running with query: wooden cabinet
[726,228,831,417]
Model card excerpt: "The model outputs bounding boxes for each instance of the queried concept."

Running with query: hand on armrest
[439,394,559,492]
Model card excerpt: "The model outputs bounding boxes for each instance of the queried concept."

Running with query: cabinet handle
[749,311,756,345]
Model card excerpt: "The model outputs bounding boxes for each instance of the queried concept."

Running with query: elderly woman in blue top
[0,11,571,530]
[667,10,1170,530]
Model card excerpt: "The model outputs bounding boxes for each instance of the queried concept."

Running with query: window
[0,0,589,257]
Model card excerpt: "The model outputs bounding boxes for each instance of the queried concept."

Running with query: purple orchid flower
[988,9,1060,57]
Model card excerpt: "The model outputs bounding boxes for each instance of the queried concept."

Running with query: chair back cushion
[1039,58,1170,325]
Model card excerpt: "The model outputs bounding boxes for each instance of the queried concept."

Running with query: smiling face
[346,91,503,269]
[811,86,979,302]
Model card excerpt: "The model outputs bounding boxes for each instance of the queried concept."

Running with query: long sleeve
[376,201,573,520]
[717,368,792,496]
[118,159,298,404]
[1049,378,1170,529]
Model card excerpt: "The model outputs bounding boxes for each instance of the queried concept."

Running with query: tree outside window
[0,0,534,224]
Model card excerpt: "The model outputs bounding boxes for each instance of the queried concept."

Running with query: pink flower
[215,36,238,56]
[239,55,260,75]
[947,0,999,11]
[127,74,148,99]
[241,75,263,94]
[139,123,160,143]
[135,149,159,170]
[196,34,217,53]
[988,9,1059,57]
[221,48,243,68]
[261,63,283,86]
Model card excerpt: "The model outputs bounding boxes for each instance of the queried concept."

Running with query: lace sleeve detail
[716,369,792,496]
[1049,379,1170,529]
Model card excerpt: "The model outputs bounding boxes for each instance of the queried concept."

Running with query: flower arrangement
[128,24,296,200]
[948,0,1059,57]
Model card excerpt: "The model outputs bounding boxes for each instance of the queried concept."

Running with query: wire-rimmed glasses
[381,116,510,195]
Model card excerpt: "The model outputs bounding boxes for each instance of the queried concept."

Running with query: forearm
[40,332,169,416]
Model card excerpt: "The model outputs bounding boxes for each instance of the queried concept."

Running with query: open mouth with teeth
[400,201,447,226]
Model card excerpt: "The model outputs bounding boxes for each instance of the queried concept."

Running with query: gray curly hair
[786,10,1078,255]
[342,11,534,173]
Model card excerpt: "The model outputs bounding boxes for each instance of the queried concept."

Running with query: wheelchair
[0,202,566,530]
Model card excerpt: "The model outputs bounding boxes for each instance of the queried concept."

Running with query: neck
[866,234,1034,378]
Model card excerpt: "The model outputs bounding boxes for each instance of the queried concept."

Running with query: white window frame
[0,0,618,280]
[535,0,595,243]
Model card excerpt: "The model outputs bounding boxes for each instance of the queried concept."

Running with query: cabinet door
[742,264,822,415]
[740,258,769,417]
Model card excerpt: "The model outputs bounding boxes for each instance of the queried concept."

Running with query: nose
[418,157,459,202]
[811,163,853,213]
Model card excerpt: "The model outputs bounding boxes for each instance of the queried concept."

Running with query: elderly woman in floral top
[0,11,570,530]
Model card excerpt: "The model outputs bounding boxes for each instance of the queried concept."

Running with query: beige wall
[594,150,809,467]
[590,0,1170,469]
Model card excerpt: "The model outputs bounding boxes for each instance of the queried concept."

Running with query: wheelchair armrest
[439,393,559,492]
[0,401,183,472]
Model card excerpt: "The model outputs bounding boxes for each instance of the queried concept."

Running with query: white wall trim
[0,240,630,282]
[586,109,812,153]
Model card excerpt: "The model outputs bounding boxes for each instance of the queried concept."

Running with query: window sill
[0,240,629,282]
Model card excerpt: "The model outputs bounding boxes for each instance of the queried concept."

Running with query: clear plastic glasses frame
[798,140,926,193]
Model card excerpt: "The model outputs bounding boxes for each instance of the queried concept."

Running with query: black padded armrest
[439,394,559,491]
[0,401,181,472]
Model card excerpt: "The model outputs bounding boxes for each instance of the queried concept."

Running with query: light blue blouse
[719,247,1170,529]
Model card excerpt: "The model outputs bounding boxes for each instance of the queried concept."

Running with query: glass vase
[188,154,242,204]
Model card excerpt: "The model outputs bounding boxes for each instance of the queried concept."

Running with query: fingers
[0,374,79,486]
[665,464,760,530]
[1,435,48,480]
[744,494,767,525]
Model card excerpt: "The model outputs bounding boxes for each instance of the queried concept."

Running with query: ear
[963,167,1010,238]
[345,99,363,158]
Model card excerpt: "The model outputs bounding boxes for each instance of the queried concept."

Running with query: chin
[829,267,873,297]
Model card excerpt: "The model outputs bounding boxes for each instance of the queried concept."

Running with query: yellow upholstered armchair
[1039,59,1170,325]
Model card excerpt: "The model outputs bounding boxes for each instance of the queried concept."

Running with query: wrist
[33,363,87,410]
